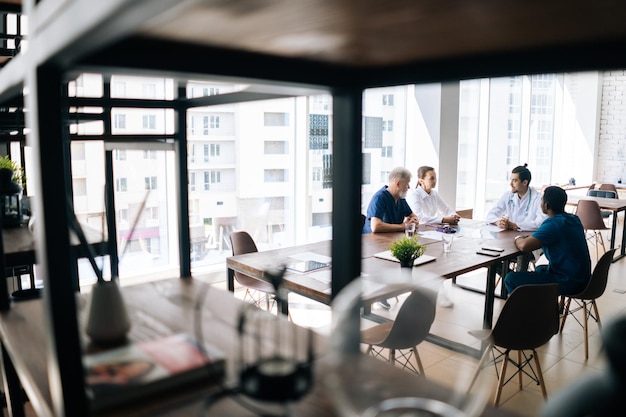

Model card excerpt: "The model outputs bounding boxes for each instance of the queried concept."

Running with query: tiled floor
[217,234,626,417]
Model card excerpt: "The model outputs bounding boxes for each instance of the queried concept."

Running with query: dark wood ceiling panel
[138,0,626,67]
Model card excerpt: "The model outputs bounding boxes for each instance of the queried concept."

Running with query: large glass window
[60,71,611,286]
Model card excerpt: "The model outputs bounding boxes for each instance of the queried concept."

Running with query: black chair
[559,248,616,359]
[229,230,276,311]
[467,284,560,406]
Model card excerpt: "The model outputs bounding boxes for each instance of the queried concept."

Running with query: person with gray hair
[362,167,418,234]
[363,167,419,309]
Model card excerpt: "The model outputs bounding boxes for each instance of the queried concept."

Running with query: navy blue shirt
[531,212,591,288]
[362,186,413,233]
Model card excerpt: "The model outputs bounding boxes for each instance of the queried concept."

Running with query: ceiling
[138,0,626,68]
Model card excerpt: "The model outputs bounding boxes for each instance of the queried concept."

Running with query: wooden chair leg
[494,351,510,406]
[592,300,602,328]
[533,349,548,399]
[467,344,492,393]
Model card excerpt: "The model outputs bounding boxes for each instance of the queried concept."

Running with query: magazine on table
[84,333,225,412]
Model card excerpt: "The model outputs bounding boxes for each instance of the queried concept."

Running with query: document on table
[373,250,437,266]
[482,224,506,233]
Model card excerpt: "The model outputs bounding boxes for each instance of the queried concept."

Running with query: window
[209,87,220,96]
[118,208,129,223]
[204,144,209,163]
[264,141,288,154]
[145,176,157,190]
[189,144,196,163]
[145,206,159,221]
[363,116,383,148]
[383,120,394,132]
[203,116,209,135]
[312,168,321,182]
[210,116,220,129]
[146,238,160,255]
[115,178,127,192]
[264,112,289,126]
[114,149,127,160]
[264,169,287,182]
[114,114,126,129]
[309,114,329,150]
[383,94,394,106]
[203,170,221,190]
[142,114,157,130]
[190,115,197,136]
[143,150,157,159]
[189,172,196,191]
[143,83,156,98]
[210,144,220,157]
[322,154,332,189]
[381,146,393,157]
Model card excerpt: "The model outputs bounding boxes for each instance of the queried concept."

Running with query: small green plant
[0,155,25,188]
[389,235,426,266]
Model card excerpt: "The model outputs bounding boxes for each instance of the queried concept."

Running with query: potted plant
[389,235,426,267]
[0,155,25,189]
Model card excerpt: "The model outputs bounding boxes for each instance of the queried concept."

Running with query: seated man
[363,167,419,308]
[505,186,591,296]
[362,167,418,234]
[486,164,546,271]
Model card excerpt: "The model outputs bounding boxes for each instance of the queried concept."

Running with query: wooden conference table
[566,194,626,262]
[0,278,519,417]
[227,219,522,357]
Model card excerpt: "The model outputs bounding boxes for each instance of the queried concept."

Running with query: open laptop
[285,260,330,273]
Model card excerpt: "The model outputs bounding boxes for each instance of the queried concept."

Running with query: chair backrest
[360,213,366,231]
[575,200,609,230]
[598,183,619,195]
[457,208,473,219]
[376,287,437,350]
[229,231,262,286]
[573,248,616,300]
[491,284,559,350]
[587,189,617,199]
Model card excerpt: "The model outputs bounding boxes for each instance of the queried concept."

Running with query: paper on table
[308,269,332,284]
[482,224,505,233]
[418,230,444,241]
[418,230,464,241]
[373,250,437,266]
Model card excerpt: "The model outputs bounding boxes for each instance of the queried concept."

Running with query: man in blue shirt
[505,186,591,295]
[363,167,419,309]
[363,167,418,234]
